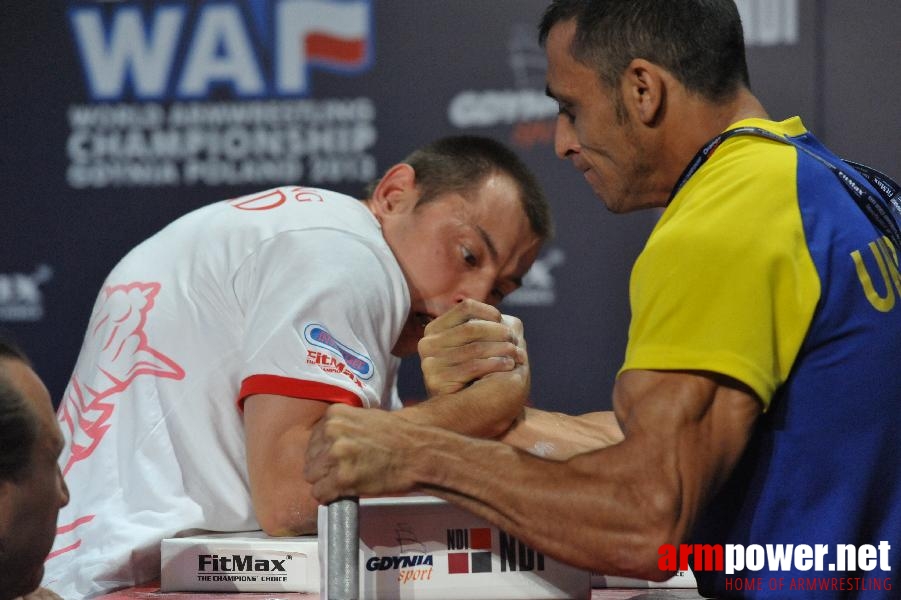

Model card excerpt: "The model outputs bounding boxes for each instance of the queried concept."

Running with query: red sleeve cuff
[237,374,364,411]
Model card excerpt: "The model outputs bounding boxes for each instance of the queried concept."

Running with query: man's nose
[58,466,71,507]
[453,276,497,306]
[554,114,579,160]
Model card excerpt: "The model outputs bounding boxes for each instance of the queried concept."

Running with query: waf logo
[447,528,547,574]
[303,323,373,379]
[67,0,374,100]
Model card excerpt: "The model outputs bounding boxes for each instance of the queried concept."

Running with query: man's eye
[557,103,575,123]
[462,247,477,266]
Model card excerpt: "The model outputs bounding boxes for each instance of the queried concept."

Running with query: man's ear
[622,58,665,127]
[369,163,418,218]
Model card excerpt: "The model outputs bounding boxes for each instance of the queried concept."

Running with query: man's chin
[391,321,422,357]
[391,337,418,357]
[11,569,42,600]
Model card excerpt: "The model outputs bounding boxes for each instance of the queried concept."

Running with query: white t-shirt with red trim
[45,187,409,598]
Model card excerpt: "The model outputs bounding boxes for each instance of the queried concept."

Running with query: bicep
[613,369,761,538]
[244,394,330,461]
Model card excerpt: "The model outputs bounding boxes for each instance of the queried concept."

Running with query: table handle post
[327,497,360,600]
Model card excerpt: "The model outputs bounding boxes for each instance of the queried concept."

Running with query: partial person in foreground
[305,2,901,598]
[45,135,551,598]
[0,337,69,600]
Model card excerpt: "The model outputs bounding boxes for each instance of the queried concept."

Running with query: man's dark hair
[539,0,750,102]
[0,337,37,482]
[367,135,554,241]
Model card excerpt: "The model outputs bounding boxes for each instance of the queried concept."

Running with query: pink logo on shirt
[52,282,185,561]
[230,188,288,210]
[58,282,185,475]
[229,187,324,210]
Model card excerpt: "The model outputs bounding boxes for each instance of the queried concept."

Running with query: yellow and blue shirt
[622,117,901,597]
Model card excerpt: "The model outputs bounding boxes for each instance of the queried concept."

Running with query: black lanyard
[668,126,901,261]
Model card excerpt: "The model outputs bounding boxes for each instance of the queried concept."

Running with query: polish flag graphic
[306,29,367,67]
[277,0,372,94]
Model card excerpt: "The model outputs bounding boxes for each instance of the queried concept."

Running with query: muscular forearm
[404,428,680,580]
[405,372,760,578]
[500,408,624,459]
[397,371,526,439]
[306,372,760,581]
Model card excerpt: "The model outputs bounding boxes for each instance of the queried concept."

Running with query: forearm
[500,408,624,459]
[404,428,680,579]
[397,372,526,438]
[306,372,760,580]
[409,372,760,578]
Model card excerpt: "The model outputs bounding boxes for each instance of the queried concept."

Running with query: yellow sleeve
[620,134,821,408]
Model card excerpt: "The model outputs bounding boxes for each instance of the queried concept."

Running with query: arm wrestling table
[99,498,707,599]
